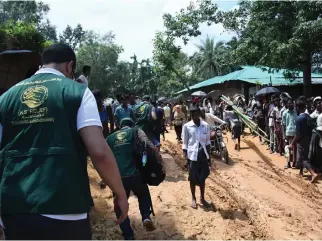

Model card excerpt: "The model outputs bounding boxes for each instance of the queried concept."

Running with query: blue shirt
[296,113,311,139]
[114,105,135,125]
[282,109,297,137]
[155,107,164,120]
[99,105,108,122]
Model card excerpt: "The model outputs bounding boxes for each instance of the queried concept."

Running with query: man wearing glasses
[0,44,128,240]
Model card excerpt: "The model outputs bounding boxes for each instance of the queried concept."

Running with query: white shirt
[0,68,101,222]
[182,120,211,161]
[164,106,171,118]
[204,113,226,126]
[310,110,320,119]
[76,74,89,87]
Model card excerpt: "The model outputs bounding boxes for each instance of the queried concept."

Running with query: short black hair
[296,98,306,109]
[41,43,76,66]
[83,65,91,73]
[281,98,288,104]
[298,96,306,102]
[189,104,200,113]
[123,94,129,100]
[92,89,101,99]
[143,95,151,101]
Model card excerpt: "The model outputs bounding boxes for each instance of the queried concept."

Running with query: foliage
[0,1,49,24]
[0,0,57,42]
[192,36,238,78]
[161,0,322,96]
[152,31,200,95]
[0,21,47,53]
[59,24,86,50]
[76,32,123,97]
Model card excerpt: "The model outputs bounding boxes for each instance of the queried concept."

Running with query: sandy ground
[89,129,322,240]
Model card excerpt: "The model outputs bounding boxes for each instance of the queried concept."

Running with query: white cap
[317,113,322,131]
[313,96,322,103]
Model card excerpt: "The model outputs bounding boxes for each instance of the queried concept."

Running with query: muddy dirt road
[89,130,322,240]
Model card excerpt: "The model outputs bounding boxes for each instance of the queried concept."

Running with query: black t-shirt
[296,113,312,139]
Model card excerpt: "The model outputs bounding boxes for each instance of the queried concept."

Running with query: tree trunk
[303,56,312,97]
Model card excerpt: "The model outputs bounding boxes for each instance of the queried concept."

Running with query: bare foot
[191,199,197,209]
[311,174,319,183]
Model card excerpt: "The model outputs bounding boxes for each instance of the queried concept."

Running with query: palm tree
[194,36,224,78]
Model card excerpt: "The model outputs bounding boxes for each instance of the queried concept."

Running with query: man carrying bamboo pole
[224,105,242,151]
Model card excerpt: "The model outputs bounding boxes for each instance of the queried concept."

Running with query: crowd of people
[0,42,321,241]
[249,94,322,182]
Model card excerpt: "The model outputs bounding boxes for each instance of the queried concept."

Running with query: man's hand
[114,195,129,225]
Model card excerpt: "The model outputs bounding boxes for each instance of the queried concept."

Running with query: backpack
[307,115,317,131]
[131,128,165,186]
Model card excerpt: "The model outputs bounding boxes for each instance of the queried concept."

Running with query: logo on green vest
[20,85,48,109]
[115,131,127,145]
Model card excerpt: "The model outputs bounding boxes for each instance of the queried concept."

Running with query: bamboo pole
[220,94,269,142]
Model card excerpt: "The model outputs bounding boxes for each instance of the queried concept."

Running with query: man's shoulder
[201,120,209,127]
[184,120,193,127]
[296,114,307,122]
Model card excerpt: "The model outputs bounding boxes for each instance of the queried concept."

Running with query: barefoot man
[182,105,212,209]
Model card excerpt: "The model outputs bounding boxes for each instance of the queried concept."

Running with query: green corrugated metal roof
[176,65,322,94]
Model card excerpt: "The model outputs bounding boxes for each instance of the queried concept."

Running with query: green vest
[134,102,150,129]
[0,73,93,214]
[107,127,139,178]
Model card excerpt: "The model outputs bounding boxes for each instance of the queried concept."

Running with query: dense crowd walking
[0,43,321,240]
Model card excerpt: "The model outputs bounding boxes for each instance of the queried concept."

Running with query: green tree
[59,24,86,50]
[76,31,123,97]
[152,31,196,94]
[193,36,224,78]
[0,0,57,42]
[0,21,47,53]
[163,0,322,96]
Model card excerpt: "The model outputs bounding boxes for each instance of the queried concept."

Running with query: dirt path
[89,130,322,240]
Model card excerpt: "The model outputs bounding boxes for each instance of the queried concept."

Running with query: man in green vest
[134,95,157,143]
[107,118,156,240]
[0,44,128,240]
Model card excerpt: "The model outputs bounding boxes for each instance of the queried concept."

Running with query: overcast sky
[42,0,238,61]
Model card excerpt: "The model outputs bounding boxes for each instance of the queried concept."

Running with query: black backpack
[132,128,165,186]
[307,115,317,131]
